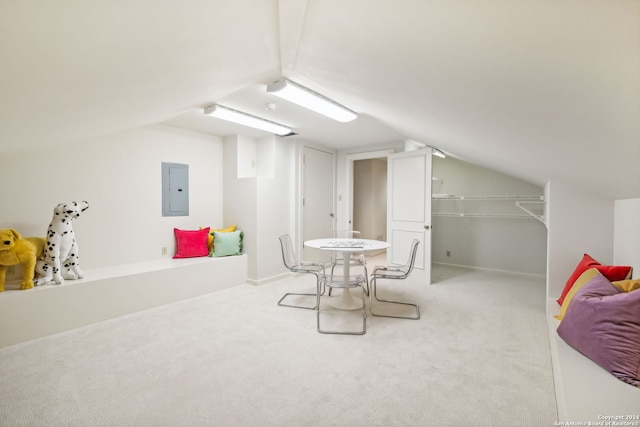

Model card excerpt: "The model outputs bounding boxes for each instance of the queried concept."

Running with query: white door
[387,149,432,284]
[303,146,335,262]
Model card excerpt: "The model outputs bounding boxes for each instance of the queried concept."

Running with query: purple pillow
[557,272,640,387]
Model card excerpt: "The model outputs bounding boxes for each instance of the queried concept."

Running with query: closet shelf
[432,212,537,219]
[432,195,544,201]
[432,194,545,222]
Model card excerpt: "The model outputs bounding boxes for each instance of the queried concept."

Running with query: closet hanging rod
[432,195,544,201]
[432,212,539,219]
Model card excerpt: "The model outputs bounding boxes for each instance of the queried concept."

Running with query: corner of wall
[545,178,614,303]
[613,198,640,278]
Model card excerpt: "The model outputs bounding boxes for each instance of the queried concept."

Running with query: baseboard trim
[432,261,546,279]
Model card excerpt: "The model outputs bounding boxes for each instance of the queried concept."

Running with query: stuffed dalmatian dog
[35,201,89,286]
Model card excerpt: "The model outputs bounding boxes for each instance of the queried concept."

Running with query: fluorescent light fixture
[204,104,292,136]
[266,79,357,122]
[432,148,446,158]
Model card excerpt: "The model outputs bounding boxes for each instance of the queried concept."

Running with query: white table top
[304,238,390,252]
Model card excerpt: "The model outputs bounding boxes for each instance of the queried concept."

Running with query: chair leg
[328,264,336,296]
[369,276,420,320]
[278,274,324,310]
[317,284,366,335]
[278,292,317,310]
[362,265,369,296]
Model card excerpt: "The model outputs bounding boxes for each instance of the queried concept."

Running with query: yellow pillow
[611,279,640,293]
[555,268,600,320]
[200,225,237,253]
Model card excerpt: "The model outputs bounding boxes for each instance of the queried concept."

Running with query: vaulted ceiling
[1,1,638,200]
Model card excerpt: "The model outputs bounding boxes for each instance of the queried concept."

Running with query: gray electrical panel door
[162,162,189,216]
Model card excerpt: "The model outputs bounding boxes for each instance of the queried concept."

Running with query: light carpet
[0,264,557,427]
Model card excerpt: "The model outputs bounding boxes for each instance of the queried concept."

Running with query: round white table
[304,238,390,310]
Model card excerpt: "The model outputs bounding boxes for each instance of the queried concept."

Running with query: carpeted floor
[0,264,557,427]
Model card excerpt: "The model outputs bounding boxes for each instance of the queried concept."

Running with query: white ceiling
[1,0,638,200]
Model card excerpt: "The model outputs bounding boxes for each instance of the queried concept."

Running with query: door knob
[424,225,430,230]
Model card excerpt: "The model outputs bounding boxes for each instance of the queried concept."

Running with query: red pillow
[173,227,210,258]
[557,253,632,305]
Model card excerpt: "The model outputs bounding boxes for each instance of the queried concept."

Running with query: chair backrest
[400,239,421,277]
[372,239,420,280]
[279,234,300,271]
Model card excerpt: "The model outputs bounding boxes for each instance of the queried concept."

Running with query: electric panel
[162,162,189,216]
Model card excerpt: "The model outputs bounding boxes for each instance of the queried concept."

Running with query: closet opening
[431,155,547,279]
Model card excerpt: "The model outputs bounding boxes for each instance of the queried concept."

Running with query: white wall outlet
[161,247,167,256]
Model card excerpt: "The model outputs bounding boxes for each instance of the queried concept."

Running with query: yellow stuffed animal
[0,228,46,291]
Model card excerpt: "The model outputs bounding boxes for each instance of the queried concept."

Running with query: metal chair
[369,239,421,320]
[317,273,367,335]
[328,230,369,296]
[278,234,325,310]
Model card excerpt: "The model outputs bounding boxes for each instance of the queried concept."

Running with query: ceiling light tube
[204,104,292,136]
[267,79,357,122]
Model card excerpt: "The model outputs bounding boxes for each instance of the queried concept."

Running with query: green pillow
[212,230,243,257]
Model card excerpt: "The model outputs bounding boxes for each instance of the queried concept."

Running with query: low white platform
[0,255,247,348]
[547,299,640,422]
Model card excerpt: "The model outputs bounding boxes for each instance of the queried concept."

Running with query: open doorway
[346,148,433,283]
[344,149,394,237]
[430,155,546,277]
[346,149,394,258]
[352,158,387,241]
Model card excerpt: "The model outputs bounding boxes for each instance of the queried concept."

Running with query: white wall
[256,139,295,282]
[432,156,547,275]
[545,179,614,304]
[614,198,640,279]
[1,124,224,272]
[223,135,259,280]
[223,135,294,284]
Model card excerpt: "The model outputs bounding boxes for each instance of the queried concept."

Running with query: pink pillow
[173,227,210,258]
[557,254,632,305]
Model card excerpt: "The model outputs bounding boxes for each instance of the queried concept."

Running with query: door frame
[342,149,395,234]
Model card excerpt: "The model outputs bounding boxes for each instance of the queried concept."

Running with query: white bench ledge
[547,298,640,421]
[0,255,247,348]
